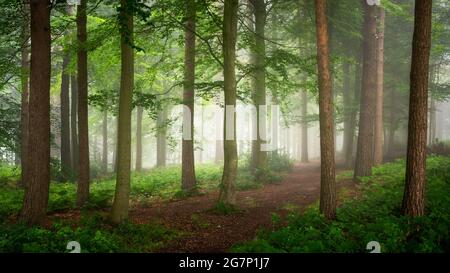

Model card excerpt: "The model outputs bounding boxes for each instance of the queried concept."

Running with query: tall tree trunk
[387,85,396,155]
[314,0,336,219]
[135,106,143,172]
[21,0,51,225]
[60,54,72,180]
[76,0,89,207]
[402,0,432,217]
[71,75,79,174]
[20,1,30,188]
[354,2,377,180]
[181,0,197,192]
[250,0,267,176]
[301,90,309,162]
[373,7,385,166]
[342,61,352,165]
[102,110,108,173]
[156,108,167,167]
[219,0,238,206]
[111,0,134,224]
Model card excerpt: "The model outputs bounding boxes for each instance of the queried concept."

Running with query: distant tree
[402,0,432,217]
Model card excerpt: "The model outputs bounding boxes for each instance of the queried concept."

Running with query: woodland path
[130,161,356,253]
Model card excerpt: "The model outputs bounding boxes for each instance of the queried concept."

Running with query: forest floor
[127,161,358,253]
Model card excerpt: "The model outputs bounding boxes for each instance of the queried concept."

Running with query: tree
[135,106,143,172]
[314,0,336,219]
[20,1,30,188]
[354,2,377,180]
[156,107,167,167]
[373,7,385,166]
[71,75,79,173]
[21,0,51,225]
[402,0,432,217]
[249,0,268,176]
[111,0,134,224]
[101,110,108,173]
[76,0,90,207]
[181,0,196,193]
[219,0,239,206]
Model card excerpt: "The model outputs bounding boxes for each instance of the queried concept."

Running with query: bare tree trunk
[111,0,134,224]
[76,0,90,207]
[342,61,352,165]
[71,75,79,174]
[354,2,377,180]
[219,0,239,206]
[60,54,72,180]
[402,0,432,217]
[181,0,197,192]
[102,110,108,173]
[373,7,385,166]
[21,0,51,225]
[314,0,336,219]
[156,108,167,167]
[135,106,143,172]
[20,1,30,188]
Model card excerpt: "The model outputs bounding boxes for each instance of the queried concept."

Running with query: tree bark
[71,75,79,174]
[60,53,72,180]
[181,0,197,192]
[314,0,336,219]
[20,1,30,188]
[354,2,377,180]
[342,61,352,165]
[373,7,385,166]
[135,106,143,172]
[76,0,90,207]
[20,0,51,225]
[219,0,239,206]
[102,110,108,173]
[111,0,134,224]
[301,90,309,162]
[402,0,432,217]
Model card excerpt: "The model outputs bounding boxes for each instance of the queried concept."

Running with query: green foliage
[0,213,178,253]
[232,156,450,253]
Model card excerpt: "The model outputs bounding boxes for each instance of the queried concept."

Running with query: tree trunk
[21,0,51,225]
[301,90,309,162]
[156,108,167,167]
[76,0,90,207]
[373,7,385,166]
[102,110,108,173]
[219,0,239,206]
[249,0,267,177]
[342,61,352,165]
[111,0,134,224]
[20,1,30,188]
[60,53,72,180]
[354,2,377,180]
[135,106,143,172]
[314,0,336,220]
[402,0,432,217]
[181,0,197,192]
[71,75,79,175]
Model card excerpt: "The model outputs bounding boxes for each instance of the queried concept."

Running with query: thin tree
[135,106,143,172]
[21,0,52,225]
[219,0,239,206]
[71,75,79,174]
[76,0,90,206]
[111,0,134,224]
[354,2,377,180]
[101,110,108,173]
[156,107,167,167]
[181,0,197,193]
[373,7,385,166]
[402,0,432,217]
[314,0,336,219]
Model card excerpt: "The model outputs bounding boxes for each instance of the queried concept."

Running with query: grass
[232,156,450,253]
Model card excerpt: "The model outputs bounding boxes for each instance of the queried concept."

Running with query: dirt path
[130,161,356,253]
